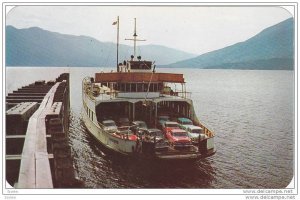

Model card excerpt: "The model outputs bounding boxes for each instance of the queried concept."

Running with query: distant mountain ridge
[5,26,196,67]
[164,18,294,70]
[6,18,294,70]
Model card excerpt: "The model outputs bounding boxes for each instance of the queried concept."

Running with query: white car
[182,125,207,143]
[102,120,118,133]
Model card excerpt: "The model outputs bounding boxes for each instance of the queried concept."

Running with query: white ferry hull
[81,107,137,155]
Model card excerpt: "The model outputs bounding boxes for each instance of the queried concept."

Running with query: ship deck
[94,92,191,103]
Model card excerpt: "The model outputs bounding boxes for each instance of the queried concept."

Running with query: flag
[112,21,117,25]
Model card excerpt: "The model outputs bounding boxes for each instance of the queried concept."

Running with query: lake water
[5,67,294,189]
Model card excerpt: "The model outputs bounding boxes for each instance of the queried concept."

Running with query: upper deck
[95,72,185,83]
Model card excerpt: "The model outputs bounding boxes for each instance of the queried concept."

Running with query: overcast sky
[6,6,293,55]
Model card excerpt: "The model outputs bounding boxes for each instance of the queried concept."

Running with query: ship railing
[117,126,133,137]
[108,91,118,98]
[160,91,192,99]
[97,84,118,98]
[97,122,136,140]
[176,91,192,99]
[97,91,118,100]
[198,122,215,138]
[92,90,192,100]
[86,89,119,100]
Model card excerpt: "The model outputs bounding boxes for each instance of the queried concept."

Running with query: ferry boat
[82,18,216,160]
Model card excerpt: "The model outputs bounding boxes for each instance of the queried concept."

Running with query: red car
[165,129,192,148]
[162,121,180,134]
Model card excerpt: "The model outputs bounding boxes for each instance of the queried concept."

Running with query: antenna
[125,18,146,60]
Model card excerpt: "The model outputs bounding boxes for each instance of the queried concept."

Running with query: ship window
[154,83,158,92]
[149,83,153,92]
[150,83,154,92]
[143,83,148,92]
[121,83,124,91]
[130,61,152,70]
[158,83,163,91]
[137,83,143,92]
[126,83,131,92]
[130,83,136,92]
[113,83,118,90]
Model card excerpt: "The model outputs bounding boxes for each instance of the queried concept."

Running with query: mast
[125,18,146,60]
[133,18,137,59]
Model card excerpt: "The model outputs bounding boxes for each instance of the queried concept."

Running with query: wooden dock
[5,73,81,188]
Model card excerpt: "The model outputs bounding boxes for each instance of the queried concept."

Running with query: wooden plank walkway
[17,83,60,188]
[6,135,51,139]
[6,154,54,160]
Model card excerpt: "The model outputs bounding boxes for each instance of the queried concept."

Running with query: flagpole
[117,16,120,72]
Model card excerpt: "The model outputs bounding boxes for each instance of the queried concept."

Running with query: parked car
[142,129,169,150]
[177,117,193,129]
[143,128,164,141]
[102,120,118,133]
[130,120,148,135]
[157,115,170,129]
[182,125,206,144]
[132,120,148,129]
[165,129,192,148]
[162,121,180,134]
[118,117,130,127]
